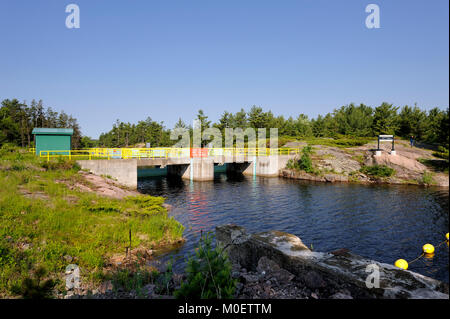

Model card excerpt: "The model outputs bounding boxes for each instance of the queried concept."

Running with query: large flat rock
[216,225,449,299]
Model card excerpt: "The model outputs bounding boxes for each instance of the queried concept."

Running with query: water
[138,172,449,283]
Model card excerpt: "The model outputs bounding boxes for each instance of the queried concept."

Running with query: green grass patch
[304,136,374,148]
[420,172,434,185]
[360,165,395,177]
[432,146,449,160]
[0,146,184,298]
[418,158,449,173]
[352,154,365,165]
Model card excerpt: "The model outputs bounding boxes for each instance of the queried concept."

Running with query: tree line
[97,118,172,148]
[1,98,448,151]
[98,103,449,149]
[0,99,82,148]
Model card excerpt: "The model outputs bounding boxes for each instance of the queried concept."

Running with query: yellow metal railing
[39,147,302,161]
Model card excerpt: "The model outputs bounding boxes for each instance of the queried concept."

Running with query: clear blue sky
[0,0,448,138]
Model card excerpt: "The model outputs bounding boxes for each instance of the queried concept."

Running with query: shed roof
[32,128,74,135]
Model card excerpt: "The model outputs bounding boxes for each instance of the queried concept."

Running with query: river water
[138,172,449,283]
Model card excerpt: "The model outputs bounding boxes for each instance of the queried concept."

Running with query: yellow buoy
[395,259,408,270]
[446,233,449,241]
[423,244,435,254]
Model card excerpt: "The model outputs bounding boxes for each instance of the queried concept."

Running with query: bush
[175,232,236,299]
[285,145,314,173]
[10,266,56,299]
[40,157,80,171]
[299,146,313,173]
[285,159,297,170]
[0,143,19,155]
[421,172,434,185]
[360,165,395,177]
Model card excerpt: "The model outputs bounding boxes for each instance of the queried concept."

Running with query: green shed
[32,128,74,156]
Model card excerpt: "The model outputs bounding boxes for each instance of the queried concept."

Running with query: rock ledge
[216,224,449,299]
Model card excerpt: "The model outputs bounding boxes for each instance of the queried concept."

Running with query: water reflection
[138,173,449,282]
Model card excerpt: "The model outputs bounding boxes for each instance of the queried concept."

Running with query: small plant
[155,259,174,295]
[11,266,56,299]
[109,261,177,297]
[421,172,434,185]
[348,170,359,182]
[110,266,153,295]
[285,159,297,170]
[360,165,395,177]
[175,232,236,299]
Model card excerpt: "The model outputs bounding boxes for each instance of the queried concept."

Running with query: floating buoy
[423,244,435,254]
[395,259,408,270]
[446,233,449,241]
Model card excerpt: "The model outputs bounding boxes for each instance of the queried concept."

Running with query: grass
[360,165,395,178]
[351,154,365,165]
[108,266,157,297]
[418,158,449,174]
[432,146,449,160]
[279,135,374,148]
[304,136,374,148]
[0,145,184,298]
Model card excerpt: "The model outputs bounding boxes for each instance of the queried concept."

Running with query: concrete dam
[77,153,295,188]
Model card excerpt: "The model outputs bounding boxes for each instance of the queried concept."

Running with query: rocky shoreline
[280,140,449,187]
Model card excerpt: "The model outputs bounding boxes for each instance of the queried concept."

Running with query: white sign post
[376,135,395,156]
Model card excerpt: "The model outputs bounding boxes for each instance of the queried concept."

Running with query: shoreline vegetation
[281,138,449,187]
[0,145,184,298]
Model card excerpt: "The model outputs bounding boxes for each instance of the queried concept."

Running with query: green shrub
[175,232,236,299]
[360,165,395,177]
[0,143,19,155]
[285,159,297,170]
[421,172,434,185]
[285,145,314,173]
[10,266,56,299]
[299,146,313,173]
[40,157,80,171]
